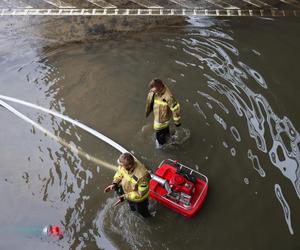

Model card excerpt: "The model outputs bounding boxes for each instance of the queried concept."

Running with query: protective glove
[104,183,117,193]
[113,195,125,207]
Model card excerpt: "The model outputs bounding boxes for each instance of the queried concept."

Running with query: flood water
[0,17,300,250]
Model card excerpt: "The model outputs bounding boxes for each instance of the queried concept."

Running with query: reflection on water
[0,17,300,249]
[193,102,207,119]
[176,19,300,200]
[248,149,266,178]
[197,90,229,114]
[275,184,294,235]
[230,126,241,142]
[213,113,227,130]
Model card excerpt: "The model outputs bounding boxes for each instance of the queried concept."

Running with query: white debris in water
[97,166,100,173]
[244,177,249,185]
[274,184,294,235]
[180,73,185,77]
[205,156,208,160]
[195,164,199,171]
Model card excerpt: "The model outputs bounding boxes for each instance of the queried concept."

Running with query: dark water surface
[0,17,300,250]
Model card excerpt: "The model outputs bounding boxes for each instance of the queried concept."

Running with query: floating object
[150,159,208,217]
[42,225,62,237]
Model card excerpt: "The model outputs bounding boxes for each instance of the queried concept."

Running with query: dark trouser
[155,126,170,145]
[128,198,150,218]
[116,187,150,218]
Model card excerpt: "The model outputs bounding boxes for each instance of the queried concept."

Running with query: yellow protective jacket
[146,86,181,130]
[113,160,150,202]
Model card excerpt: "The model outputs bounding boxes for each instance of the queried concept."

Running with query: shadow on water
[0,16,300,249]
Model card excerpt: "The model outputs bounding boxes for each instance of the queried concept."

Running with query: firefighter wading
[146,79,181,145]
[113,160,150,203]
[104,153,151,217]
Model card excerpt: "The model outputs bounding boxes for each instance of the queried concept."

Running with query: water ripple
[193,102,207,119]
[248,149,266,178]
[198,90,229,114]
[274,184,294,235]
[177,31,300,198]
[230,126,241,142]
[213,113,227,130]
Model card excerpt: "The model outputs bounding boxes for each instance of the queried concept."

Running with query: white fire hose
[0,95,165,182]
[0,95,128,170]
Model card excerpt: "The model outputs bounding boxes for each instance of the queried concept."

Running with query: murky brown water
[0,17,300,250]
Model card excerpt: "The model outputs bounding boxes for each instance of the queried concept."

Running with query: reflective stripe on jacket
[113,160,150,202]
[145,86,181,130]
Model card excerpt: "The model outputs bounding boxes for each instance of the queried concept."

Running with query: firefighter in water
[145,78,181,146]
[104,152,151,217]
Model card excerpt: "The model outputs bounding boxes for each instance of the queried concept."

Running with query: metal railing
[1,0,300,9]
[0,8,299,16]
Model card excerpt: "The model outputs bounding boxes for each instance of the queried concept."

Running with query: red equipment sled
[149,159,208,217]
